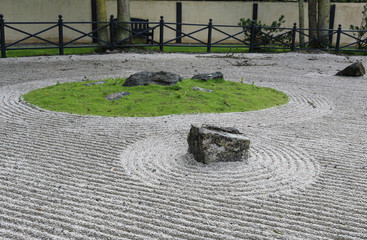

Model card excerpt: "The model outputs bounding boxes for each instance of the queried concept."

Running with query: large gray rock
[191,72,224,81]
[336,62,365,77]
[187,124,250,164]
[123,71,183,87]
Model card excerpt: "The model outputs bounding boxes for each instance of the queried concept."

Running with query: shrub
[350,3,367,49]
[238,15,291,49]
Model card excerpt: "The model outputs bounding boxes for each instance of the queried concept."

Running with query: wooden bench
[113,18,154,44]
[130,18,154,44]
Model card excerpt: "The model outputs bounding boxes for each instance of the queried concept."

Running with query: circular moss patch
[23,78,288,117]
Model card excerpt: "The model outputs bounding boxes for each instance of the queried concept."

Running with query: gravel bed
[0,52,366,239]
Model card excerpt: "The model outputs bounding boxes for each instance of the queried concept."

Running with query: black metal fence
[1,14,367,58]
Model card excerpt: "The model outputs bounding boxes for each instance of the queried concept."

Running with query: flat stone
[336,62,365,77]
[83,81,106,86]
[191,86,213,93]
[187,124,250,164]
[191,72,224,81]
[105,92,130,101]
[123,71,183,87]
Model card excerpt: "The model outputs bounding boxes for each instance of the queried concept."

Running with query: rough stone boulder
[187,124,250,164]
[336,62,365,77]
[191,72,224,81]
[123,71,183,87]
[105,92,130,101]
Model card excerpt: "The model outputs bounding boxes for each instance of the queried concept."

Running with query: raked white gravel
[0,52,366,239]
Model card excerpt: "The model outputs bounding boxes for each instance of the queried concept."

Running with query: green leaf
[274,229,283,235]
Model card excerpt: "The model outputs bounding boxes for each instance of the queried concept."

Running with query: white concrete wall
[1,0,366,45]
[108,0,367,45]
[1,0,92,43]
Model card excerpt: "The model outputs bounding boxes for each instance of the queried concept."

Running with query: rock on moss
[123,71,183,86]
[105,92,130,101]
[191,72,224,81]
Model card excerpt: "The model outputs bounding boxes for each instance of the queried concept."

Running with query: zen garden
[1,0,367,240]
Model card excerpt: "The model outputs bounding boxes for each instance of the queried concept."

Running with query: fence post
[1,14,6,58]
[329,4,336,45]
[58,15,64,56]
[291,23,297,51]
[252,3,258,21]
[176,2,182,44]
[249,20,255,53]
[109,15,115,51]
[159,16,164,52]
[91,0,98,43]
[207,19,213,53]
[335,24,341,54]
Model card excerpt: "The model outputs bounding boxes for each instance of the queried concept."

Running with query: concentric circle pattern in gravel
[0,52,367,239]
[121,132,320,198]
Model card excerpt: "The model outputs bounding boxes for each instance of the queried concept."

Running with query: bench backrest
[131,18,149,33]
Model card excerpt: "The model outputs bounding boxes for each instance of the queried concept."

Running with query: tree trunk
[96,0,109,46]
[308,0,318,48]
[115,0,131,44]
[318,0,330,47]
[299,0,305,45]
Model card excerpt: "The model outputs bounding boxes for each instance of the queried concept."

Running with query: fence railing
[1,14,367,58]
